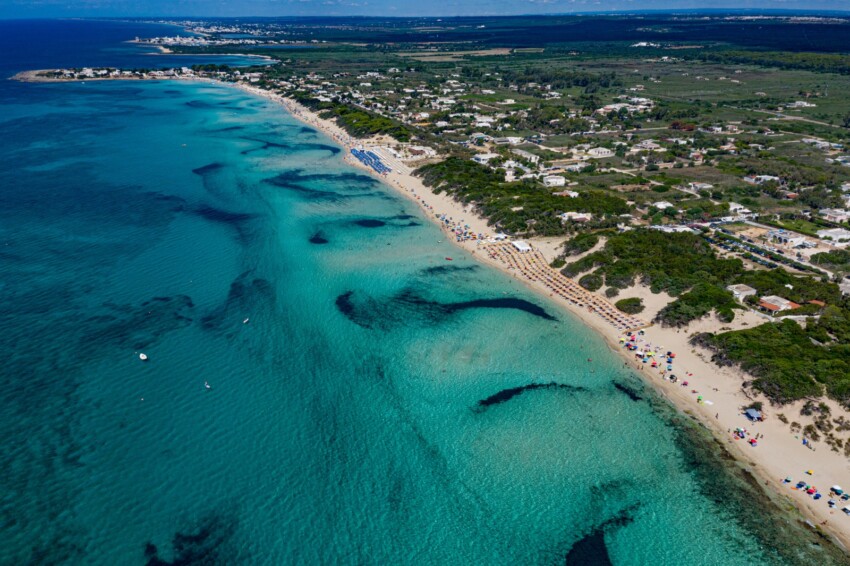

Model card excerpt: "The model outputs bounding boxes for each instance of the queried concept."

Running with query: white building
[512,149,540,164]
[726,284,757,301]
[635,140,662,151]
[787,100,817,108]
[743,175,781,185]
[819,209,850,223]
[587,147,615,159]
[653,201,675,210]
[559,212,592,222]
[543,175,566,187]
[471,153,499,165]
[728,202,756,219]
[650,225,695,234]
[818,228,850,243]
[689,182,714,192]
[768,230,807,248]
[759,295,800,313]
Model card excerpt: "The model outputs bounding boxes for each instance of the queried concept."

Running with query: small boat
[445,257,453,261]
[139,353,148,361]
[204,381,211,390]
[243,318,250,324]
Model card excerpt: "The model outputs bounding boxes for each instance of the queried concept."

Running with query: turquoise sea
[0,20,847,565]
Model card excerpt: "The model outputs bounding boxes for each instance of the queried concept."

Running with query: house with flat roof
[649,225,695,234]
[817,228,850,243]
[587,147,615,159]
[559,212,592,223]
[543,175,566,187]
[728,202,756,219]
[768,230,808,248]
[689,182,714,192]
[511,148,540,164]
[727,284,757,301]
[819,209,850,223]
[471,153,499,165]
[743,174,781,185]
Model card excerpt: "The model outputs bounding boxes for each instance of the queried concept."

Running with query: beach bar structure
[511,240,532,253]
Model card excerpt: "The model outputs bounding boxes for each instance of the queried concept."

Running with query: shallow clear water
[0,20,845,566]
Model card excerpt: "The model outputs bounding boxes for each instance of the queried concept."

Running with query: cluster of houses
[138,20,319,47]
[272,64,669,145]
[595,97,655,115]
[41,66,201,81]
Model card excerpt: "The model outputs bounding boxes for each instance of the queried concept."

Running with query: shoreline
[242,83,850,552]
[15,71,850,552]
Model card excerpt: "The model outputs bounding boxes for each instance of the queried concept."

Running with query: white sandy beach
[247,86,850,550]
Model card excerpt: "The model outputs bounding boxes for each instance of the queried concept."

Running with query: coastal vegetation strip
[558,229,850,406]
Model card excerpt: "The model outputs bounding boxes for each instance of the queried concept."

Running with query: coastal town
[15,14,850,555]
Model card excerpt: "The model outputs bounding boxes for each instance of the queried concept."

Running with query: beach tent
[745,408,762,421]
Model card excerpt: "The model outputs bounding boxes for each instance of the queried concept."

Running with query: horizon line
[4,8,850,21]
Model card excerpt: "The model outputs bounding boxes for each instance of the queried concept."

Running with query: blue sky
[1,0,848,19]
